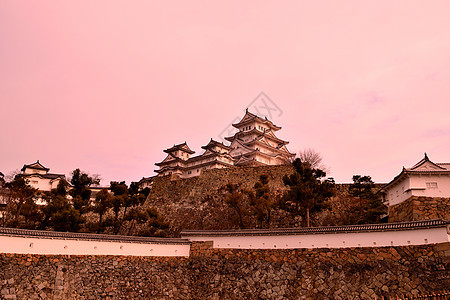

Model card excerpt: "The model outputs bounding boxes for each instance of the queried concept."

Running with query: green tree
[18,198,43,229]
[136,208,170,237]
[248,175,277,228]
[69,169,99,213]
[54,178,69,197]
[347,175,386,224]
[110,181,129,234]
[3,175,41,228]
[282,158,334,227]
[130,182,150,204]
[42,195,83,232]
[350,175,376,199]
[124,182,151,234]
[222,183,247,229]
[124,207,149,235]
[93,188,112,233]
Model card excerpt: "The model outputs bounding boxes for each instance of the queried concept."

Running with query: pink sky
[1,1,450,184]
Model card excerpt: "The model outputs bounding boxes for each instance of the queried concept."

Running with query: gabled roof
[437,163,450,170]
[201,138,230,151]
[382,154,450,192]
[21,160,49,172]
[229,139,256,156]
[245,139,296,157]
[163,142,195,154]
[234,155,258,166]
[154,164,184,174]
[409,153,447,171]
[261,130,289,145]
[232,109,281,131]
[155,153,185,166]
[225,128,289,147]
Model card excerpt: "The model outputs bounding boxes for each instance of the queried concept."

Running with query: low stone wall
[389,196,450,223]
[1,242,448,299]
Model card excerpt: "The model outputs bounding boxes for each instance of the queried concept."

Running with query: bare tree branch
[296,148,329,173]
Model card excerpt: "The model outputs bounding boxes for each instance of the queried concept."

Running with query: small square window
[426,182,438,189]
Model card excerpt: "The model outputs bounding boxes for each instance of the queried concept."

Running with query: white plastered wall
[0,235,190,257]
[186,227,449,249]
[387,175,450,206]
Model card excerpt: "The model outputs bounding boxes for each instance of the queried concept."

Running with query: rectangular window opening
[426,182,438,189]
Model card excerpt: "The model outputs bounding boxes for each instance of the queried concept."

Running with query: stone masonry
[1,241,448,299]
[144,165,294,231]
[389,196,450,223]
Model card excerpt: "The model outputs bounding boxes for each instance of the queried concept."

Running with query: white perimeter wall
[186,227,450,249]
[0,235,190,257]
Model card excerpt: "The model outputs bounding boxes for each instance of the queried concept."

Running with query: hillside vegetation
[0,162,386,237]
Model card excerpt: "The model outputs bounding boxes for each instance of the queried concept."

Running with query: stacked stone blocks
[0,241,448,299]
[389,196,450,223]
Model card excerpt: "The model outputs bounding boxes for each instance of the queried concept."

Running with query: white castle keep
[155,110,295,178]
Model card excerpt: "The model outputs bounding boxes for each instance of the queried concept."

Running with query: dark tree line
[220,158,335,228]
[0,169,168,236]
[219,158,386,229]
[0,159,387,235]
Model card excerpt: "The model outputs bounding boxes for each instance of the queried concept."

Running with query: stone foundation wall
[143,165,393,231]
[147,165,293,204]
[1,242,448,299]
[144,165,294,231]
[389,196,450,223]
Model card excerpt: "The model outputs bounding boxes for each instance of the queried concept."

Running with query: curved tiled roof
[163,142,195,154]
[155,153,185,166]
[0,227,191,245]
[201,139,230,150]
[22,173,65,180]
[181,219,449,237]
[232,110,281,131]
[21,160,50,172]
[382,154,450,191]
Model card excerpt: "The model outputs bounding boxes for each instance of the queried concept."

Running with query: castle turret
[155,142,195,177]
